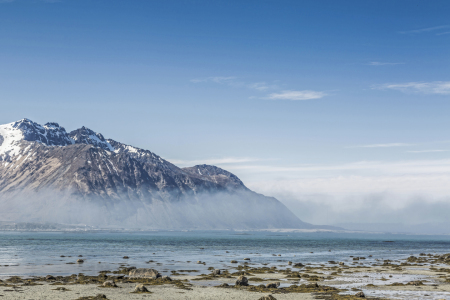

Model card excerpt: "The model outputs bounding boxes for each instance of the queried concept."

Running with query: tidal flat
[2,231,450,299]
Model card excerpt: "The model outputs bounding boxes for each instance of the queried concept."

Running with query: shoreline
[2,253,450,299]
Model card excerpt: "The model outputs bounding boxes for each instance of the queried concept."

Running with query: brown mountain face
[0,119,313,229]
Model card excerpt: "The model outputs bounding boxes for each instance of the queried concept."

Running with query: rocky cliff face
[0,119,312,229]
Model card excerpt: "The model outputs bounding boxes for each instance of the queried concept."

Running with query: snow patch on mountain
[0,120,26,158]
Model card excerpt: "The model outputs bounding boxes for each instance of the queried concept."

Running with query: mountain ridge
[0,118,319,230]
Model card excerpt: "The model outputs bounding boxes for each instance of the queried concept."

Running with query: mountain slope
[0,118,313,229]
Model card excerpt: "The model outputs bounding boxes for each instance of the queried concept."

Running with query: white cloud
[407,149,448,153]
[247,82,274,91]
[368,62,404,66]
[399,25,450,34]
[190,76,236,84]
[267,90,326,101]
[168,157,260,166]
[352,143,413,148]
[191,77,279,92]
[376,81,450,95]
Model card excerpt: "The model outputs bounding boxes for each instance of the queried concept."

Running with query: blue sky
[1,0,450,224]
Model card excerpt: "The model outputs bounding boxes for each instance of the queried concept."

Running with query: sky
[1,0,450,226]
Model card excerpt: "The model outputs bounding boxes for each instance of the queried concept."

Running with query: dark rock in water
[355,291,365,297]
[231,260,238,263]
[213,269,221,275]
[123,256,129,259]
[235,275,248,286]
[259,295,277,300]
[265,282,280,288]
[134,284,149,293]
[77,259,84,263]
[287,261,292,265]
[102,281,117,288]
[78,255,83,257]
[293,263,304,268]
[129,268,161,279]
[45,275,56,280]
[161,276,172,281]
[243,258,250,261]
[407,280,424,286]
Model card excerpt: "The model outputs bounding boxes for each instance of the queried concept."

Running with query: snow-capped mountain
[0,118,313,229]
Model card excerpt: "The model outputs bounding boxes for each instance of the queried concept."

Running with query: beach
[2,232,450,300]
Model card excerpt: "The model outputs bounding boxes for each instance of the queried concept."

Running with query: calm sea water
[1,231,450,279]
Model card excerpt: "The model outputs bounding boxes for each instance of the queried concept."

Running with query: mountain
[0,118,316,230]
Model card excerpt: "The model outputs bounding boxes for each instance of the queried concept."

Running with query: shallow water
[1,230,450,280]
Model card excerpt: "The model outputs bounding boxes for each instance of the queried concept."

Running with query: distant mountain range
[0,118,332,230]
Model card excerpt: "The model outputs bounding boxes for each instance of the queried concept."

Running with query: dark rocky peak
[182,164,247,190]
[69,126,114,151]
[107,138,180,172]
[44,122,62,129]
[11,118,73,146]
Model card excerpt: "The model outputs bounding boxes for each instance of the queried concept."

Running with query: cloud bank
[234,158,450,231]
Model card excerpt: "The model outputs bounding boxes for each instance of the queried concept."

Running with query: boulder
[231,260,238,263]
[355,291,365,297]
[293,263,304,268]
[129,268,161,279]
[259,295,277,300]
[45,275,56,280]
[77,259,84,263]
[235,275,248,286]
[161,276,172,281]
[244,258,251,261]
[213,269,221,275]
[102,281,117,287]
[134,284,149,293]
[217,283,229,287]
[287,261,292,265]
[265,282,280,288]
